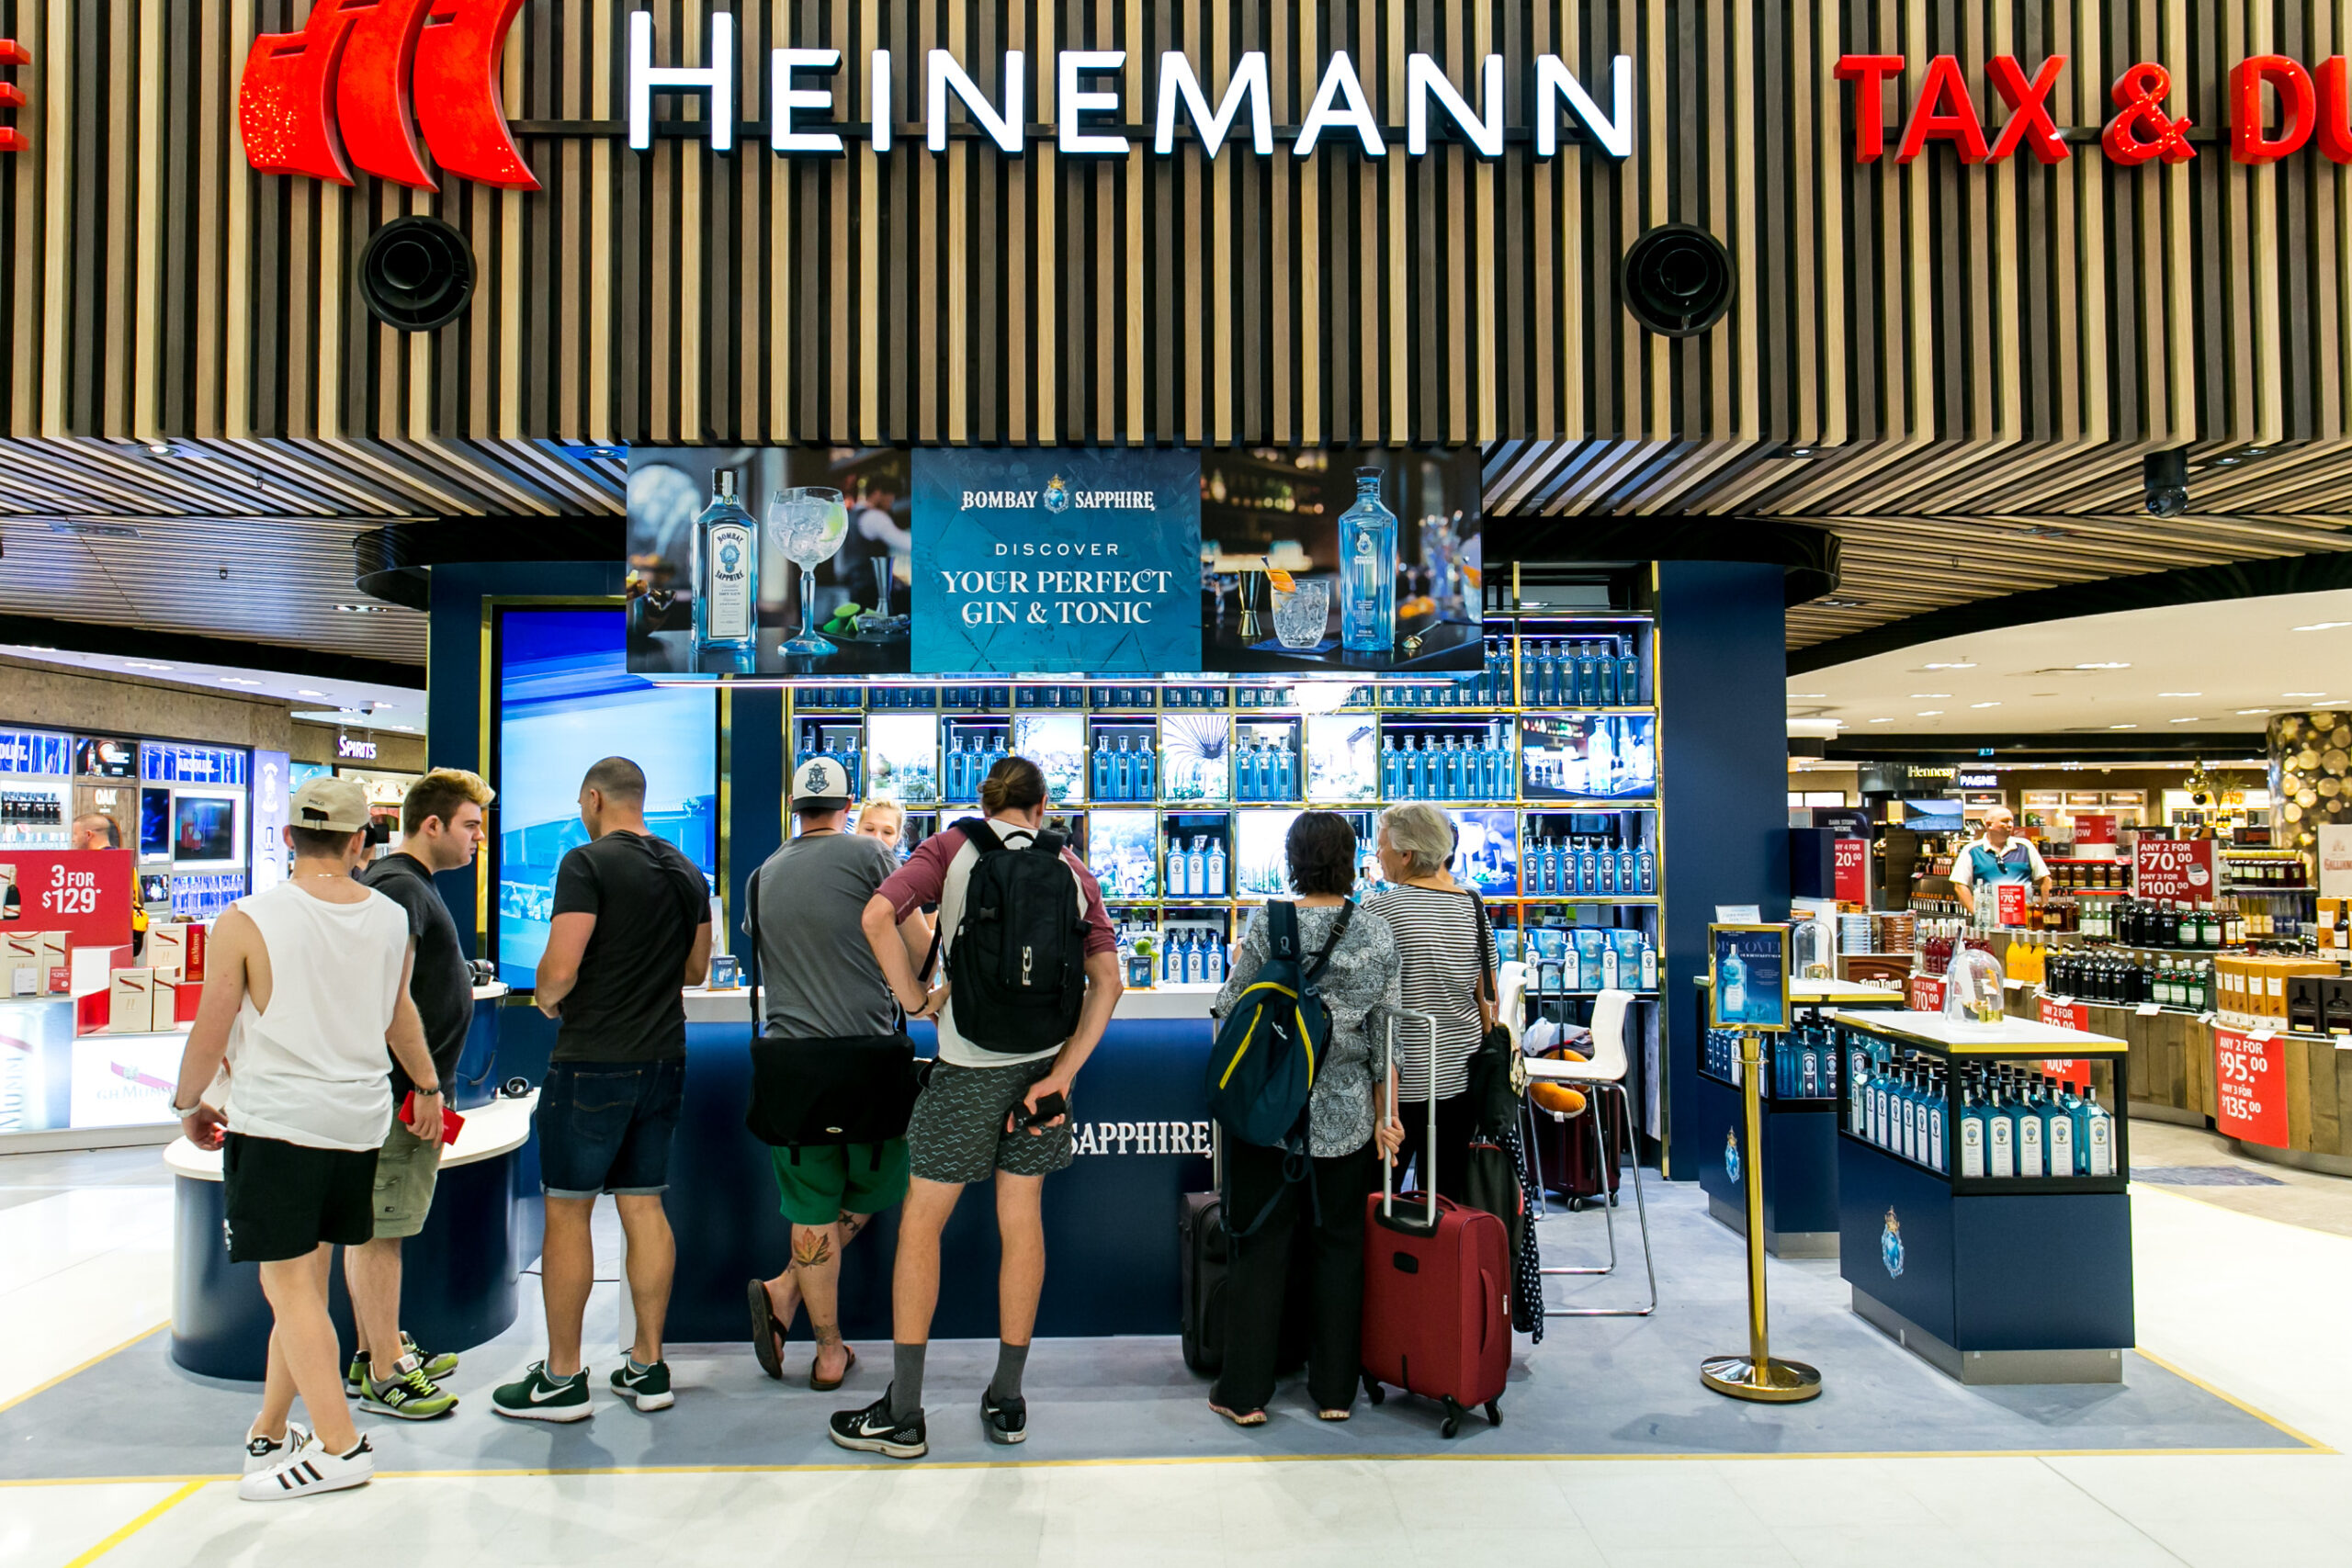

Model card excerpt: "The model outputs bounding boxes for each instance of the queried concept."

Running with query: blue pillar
[1657,562,1788,1180]
[723,687,785,953]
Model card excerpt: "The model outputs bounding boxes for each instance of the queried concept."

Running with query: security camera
[2144,449,2189,517]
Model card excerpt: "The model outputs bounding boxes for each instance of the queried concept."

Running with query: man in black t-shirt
[345,768,494,1421]
[494,757,712,1424]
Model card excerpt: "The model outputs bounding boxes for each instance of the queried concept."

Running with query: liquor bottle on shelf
[1381,736,1404,799]
[1205,836,1227,897]
[1598,834,1619,897]
[1577,836,1601,898]
[691,468,758,658]
[1094,734,1115,801]
[1636,831,1657,895]
[1339,468,1398,654]
[1135,738,1155,801]
[1617,637,1643,705]
[1598,641,1620,706]
[1271,739,1293,800]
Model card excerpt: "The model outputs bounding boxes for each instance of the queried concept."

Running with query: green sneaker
[401,1333,458,1382]
[492,1361,592,1423]
[361,1357,459,1420]
[610,1359,674,1412]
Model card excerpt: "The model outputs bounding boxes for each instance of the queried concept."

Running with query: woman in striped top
[1363,802,1496,1203]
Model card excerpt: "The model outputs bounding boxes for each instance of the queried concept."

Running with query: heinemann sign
[628,13,1634,162]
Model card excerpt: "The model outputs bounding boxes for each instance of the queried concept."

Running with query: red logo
[239,0,538,191]
[0,39,29,152]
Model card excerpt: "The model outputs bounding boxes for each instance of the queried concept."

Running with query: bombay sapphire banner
[910,449,1203,675]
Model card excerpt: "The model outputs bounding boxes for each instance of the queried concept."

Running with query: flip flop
[808,1344,857,1393]
[747,1280,783,1381]
[1209,1402,1268,1427]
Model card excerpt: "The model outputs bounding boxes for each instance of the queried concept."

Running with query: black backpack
[944,818,1091,1054]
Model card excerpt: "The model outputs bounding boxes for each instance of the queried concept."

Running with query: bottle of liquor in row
[1159,927,1229,986]
[1521,637,1645,709]
[1091,734,1159,801]
[1013,686,1089,709]
[2082,897,2243,949]
[1454,639,1514,707]
[1382,727,1510,801]
[799,730,862,797]
[0,791,65,844]
[944,731,1011,803]
[1845,1035,2115,1179]
[1164,834,1229,898]
[1232,739,1298,802]
[1527,832,1656,898]
[2044,947,2215,1010]
[1526,926,1657,994]
[1768,1019,1842,1100]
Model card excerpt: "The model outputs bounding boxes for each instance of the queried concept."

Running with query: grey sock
[988,1340,1030,1403]
[890,1343,926,1422]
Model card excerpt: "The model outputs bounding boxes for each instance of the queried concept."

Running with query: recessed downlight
[1970,702,2001,709]
[2291,622,2352,632]
[1909,693,1952,699]
[2075,662,2132,671]
[1921,661,1977,670]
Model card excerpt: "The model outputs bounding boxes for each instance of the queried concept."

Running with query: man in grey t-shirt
[742,758,908,1391]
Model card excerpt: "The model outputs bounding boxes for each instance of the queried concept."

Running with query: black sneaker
[981,1389,1027,1445]
[829,1389,927,1460]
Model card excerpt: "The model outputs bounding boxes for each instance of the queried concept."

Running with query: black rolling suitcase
[1179,1131,1308,1376]
[1535,1089,1628,1211]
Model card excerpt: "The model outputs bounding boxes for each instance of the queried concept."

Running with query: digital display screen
[172,795,238,863]
[1447,808,1519,896]
[495,608,718,987]
[140,788,171,857]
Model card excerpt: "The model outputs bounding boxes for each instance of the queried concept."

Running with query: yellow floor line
[0,1323,168,1417]
[2130,1348,2336,1454]
[59,1479,205,1568]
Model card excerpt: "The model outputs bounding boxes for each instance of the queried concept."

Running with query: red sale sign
[1996,883,2030,926]
[1908,973,1947,1012]
[1833,838,1868,905]
[0,850,133,950]
[2039,996,2087,1031]
[2075,813,2118,849]
[2135,838,2218,903]
[2214,1025,2288,1147]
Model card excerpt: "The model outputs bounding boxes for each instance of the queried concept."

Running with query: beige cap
[292,775,372,833]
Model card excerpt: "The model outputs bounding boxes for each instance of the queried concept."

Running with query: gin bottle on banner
[1339,468,1399,653]
[692,469,759,656]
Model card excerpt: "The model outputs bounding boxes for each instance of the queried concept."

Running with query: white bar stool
[1523,987,1657,1317]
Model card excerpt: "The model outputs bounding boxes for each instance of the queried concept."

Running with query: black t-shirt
[548,830,711,1064]
[356,852,472,1100]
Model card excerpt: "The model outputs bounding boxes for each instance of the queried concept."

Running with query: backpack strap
[1267,900,1300,963]
[954,818,1002,855]
[1301,902,1354,987]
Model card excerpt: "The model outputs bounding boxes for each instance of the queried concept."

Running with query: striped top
[1361,883,1492,1102]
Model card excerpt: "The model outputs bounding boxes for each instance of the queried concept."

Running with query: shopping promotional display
[2212,1025,2288,1146]
[2134,838,2218,902]
[0,850,132,950]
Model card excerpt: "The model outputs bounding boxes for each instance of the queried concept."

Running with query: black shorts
[222,1133,379,1263]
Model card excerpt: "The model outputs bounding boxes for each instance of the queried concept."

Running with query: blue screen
[495,609,718,986]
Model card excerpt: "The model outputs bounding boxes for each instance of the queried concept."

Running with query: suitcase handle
[1381,1007,1442,1230]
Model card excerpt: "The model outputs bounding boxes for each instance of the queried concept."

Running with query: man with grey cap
[169,775,440,1502]
[741,755,910,1392]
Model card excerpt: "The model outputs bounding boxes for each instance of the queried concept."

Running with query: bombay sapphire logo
[717,539,743,574]
[1042,475,1071,513]
[1881,1207,1905,1279]
[1723,1128,1740,1184]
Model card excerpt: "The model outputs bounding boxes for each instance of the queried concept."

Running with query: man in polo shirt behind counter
[1951,806,2052,927]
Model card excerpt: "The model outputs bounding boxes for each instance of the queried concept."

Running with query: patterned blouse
[1212,902,1404,1158]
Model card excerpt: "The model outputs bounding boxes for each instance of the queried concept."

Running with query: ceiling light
[1818,597,1862,609]
[2209,456,2244,468]
[1785,446,1818,458]
[217,677,262,688]
[1869,717,1895,724]
[1788,693,1828,700]
[2156,692,2201,698]
[2075,662,2131,670]
[2168,717,2202,724]
[1970,702,2001,709]
[2236,708,2272,716]
[2291,622,2352,632]
[2109,724,2138,729]
[2284,692,2330,699]
[389,725,417,732]
[296,689,324,697]
[1916,710,1944,716]
[333,603,394,615]
[1921,661,1977,671]
[144,440,172,457]
[123,660,174,672]
[1909,693,1951,699]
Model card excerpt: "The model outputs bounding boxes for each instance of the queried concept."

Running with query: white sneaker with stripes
[237,1435,374,1502]
[242,1421,311,1475]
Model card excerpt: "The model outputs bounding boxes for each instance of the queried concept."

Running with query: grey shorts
[906,1057,1073,1185]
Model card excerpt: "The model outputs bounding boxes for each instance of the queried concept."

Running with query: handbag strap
[1466,889,1499,1006]
[744,867,765,1044]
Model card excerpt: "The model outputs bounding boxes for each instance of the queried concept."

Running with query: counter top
[684,984,1218,1026]
[471,982,509,1001]
[164,1090,537,1180]
[1826,1008,2127,1056]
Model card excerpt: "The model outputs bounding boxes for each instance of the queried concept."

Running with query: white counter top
[164,1090,537,1181]
[684,985,1217,1026]
[471,982,509,1002]
[1826,1008,2127,1056]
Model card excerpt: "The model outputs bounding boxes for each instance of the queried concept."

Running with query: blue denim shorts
[536,1057,686,1199]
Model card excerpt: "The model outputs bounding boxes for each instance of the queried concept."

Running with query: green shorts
[769,1138,910,1227]
[370,1116,445,1240]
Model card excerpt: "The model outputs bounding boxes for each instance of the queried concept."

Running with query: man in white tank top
[169,777,439,1503]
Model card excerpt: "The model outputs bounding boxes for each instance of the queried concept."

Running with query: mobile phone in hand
[1017,1090,1069,1131]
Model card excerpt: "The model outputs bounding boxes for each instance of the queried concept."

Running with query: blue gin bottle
[692,469,759,657]
[1093,734,1115,801]
[1338,468,1398,653]
[1135,738,1155,802]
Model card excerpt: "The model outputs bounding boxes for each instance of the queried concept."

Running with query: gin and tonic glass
[1270,577,1331,649]
[766,485,850,656]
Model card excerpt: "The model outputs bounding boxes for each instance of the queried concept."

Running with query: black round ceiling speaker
[358,216,475,332]
[1621,224,1736,338]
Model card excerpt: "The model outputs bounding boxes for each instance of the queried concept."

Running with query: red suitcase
[1362,1012,1510,1438]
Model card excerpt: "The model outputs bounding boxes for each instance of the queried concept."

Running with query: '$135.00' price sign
[2213,1026,2287,1147]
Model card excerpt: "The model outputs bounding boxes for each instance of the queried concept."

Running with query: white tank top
[221,879,411,1151]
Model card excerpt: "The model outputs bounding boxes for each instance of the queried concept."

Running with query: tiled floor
[4,1132,2346,1567]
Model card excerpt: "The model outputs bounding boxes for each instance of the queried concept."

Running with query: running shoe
[610,1359,674,1412]
[346,1334,459,1393]
[243,1421,311,1475]
[361,1356,459,1420]
[491,1361,592,1422]
[238,1436,375,1503]
[828,1390,927,1460]
[980,1389,1027,1445]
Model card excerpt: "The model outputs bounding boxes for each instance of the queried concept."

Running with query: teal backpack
[1205,902,1352,1233]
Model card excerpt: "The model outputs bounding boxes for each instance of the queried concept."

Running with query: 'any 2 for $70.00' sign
[2213,1026,2288,1147]
[2134,839,2217,903]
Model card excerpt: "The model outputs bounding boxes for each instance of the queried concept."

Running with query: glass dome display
[1942,944,2006,1024]
[1792,914,1835,980]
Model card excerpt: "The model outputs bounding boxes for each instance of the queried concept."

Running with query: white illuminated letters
[770,48,842,153]
[1534,53,1634,160]
[628,9,734,152]
[929,49,1025,154]
[870,49,892,152]
[1407,53,1503,157]
[1295,50,1384,157]
[1057,51,1127,155]
[1153,51,1272,157]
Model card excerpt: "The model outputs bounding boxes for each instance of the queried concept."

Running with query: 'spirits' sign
[1837,51,2352,167]
[628,12,1634,163]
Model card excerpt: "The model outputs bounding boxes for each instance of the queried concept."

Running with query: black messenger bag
[741,868,923,1148]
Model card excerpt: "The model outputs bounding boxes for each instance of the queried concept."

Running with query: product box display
[4,933,41,997]
[108,967,154,1033]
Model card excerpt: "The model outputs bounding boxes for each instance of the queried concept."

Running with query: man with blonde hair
[344,767,495,1419]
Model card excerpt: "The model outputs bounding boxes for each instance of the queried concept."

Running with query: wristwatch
[168,1098,205,1120]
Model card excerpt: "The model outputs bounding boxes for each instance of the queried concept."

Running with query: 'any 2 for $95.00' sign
[2213,1025,2288,1147]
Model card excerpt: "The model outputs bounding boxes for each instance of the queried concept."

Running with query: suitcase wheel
[1485,1399,1503,1427]
[1567,1196,1589,1213]
[1363,1374,1385,1406]
[1442,1396,1465,1439]
[1610,1191,1621,1208]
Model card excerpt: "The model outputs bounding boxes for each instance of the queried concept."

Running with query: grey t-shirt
[749,830,900,1039]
